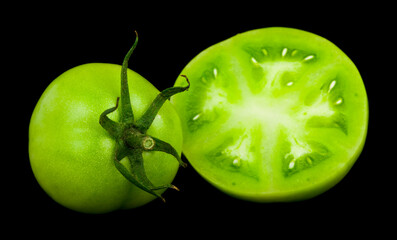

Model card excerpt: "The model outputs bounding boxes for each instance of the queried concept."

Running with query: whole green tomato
[29,32,188,213]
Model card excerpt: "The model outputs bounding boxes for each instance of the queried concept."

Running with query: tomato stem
[98,31,189,201]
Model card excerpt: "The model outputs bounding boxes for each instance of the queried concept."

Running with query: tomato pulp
[172,27,368,201]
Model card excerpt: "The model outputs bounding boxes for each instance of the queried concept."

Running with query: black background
[10,3,392,236]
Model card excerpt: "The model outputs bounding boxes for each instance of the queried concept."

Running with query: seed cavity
[285,136,313,170]
[283,140,331,176]
[262,48,268,56]
[222,131,253,165]
[291,49,298,56]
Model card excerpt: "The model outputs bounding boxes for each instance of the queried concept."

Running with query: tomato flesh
[172,27,368,201]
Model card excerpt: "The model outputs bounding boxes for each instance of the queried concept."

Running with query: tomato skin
[29,63,183,213]
[172,27,368,202]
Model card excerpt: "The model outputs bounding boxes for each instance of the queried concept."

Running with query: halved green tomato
[172,27,368,202]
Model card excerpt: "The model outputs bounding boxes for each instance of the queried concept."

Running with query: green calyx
[99,31,189,202]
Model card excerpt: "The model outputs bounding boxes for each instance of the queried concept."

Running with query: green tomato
[172,27,368,202]
[29,62,184,213]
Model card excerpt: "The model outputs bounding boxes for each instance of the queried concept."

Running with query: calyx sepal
[99,31,189,201]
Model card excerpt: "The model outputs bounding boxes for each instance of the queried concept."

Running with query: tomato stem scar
[142,136,155,150]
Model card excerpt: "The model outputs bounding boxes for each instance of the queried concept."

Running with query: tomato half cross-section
[171,27,368,202]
